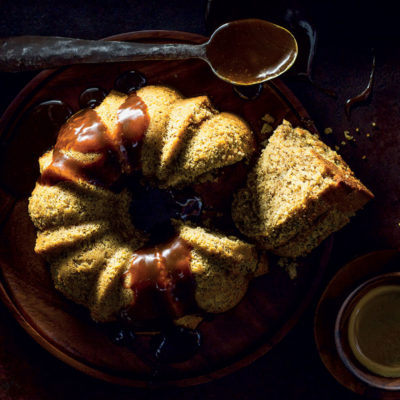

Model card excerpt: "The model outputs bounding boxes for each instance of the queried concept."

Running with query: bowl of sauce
[335,272,400,390]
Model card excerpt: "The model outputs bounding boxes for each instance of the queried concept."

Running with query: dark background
[1,1,399,398]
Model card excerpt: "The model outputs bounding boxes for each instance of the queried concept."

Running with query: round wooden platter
[315,250,400,398]
[0,30,331,387]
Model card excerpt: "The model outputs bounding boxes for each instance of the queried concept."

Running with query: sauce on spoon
[206,19,298,85]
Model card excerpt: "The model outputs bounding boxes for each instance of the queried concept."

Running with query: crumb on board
[355,127,360,132]
[344,130,354,140]
[341,141,346,146]
[335,145,340,151]
[174,314,203,330]
[366,133,371,137]
[261,123,273,135]
[257,113,275,142]
[323,127,333,135]
[262,113,275,124]
[277,257,298,279]
[371,122,377,127]
[362,155,367,160]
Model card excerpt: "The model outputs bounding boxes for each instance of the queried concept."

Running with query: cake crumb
[366,133,371,137]
[261,123,273,135]
[371,122,376,127]
[341,141,346,146]
[344,131,354,140]
[323,127,333,135]
[362,155,367,160]
[277,257,298,279]
[335,145,340,151]
[261,113,275,124]
[174,315,203,330]
[355,127,360,132]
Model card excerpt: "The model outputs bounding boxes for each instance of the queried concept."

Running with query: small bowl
[335,272,400,391]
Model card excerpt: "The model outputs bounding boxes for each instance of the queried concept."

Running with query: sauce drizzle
[122,236,196,321]
[40,92,149,186]
[345,52,376,118]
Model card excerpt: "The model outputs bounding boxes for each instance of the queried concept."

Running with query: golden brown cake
[28,85,260,324]
[232,120,373,257]
[28,83,372,328]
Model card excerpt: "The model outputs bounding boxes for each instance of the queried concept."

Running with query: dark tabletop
[0,1,399,399]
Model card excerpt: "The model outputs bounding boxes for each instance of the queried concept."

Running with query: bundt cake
[28,84,260,325]
[232,120,373,257]
[28,82,372,329]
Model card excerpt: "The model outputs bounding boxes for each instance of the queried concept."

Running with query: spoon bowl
[205,19,298,85]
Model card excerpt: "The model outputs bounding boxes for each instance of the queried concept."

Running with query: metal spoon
[0,19,297,85]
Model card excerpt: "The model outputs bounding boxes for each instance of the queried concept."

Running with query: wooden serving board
[0,30,332,387]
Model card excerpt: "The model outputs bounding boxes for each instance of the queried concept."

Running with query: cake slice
[232,120,373,257]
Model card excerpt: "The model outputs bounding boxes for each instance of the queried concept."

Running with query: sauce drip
[79,87,107,109]
[115,94,149,173]
[114,70,147,94]
[40,92,149,186]
[206,19,297,85]
[29,100,73,137]
[104,322,201,364]
[345,53,375,118]
[122,236,196,321]
[233,83,263,100]
[152,326,201,363]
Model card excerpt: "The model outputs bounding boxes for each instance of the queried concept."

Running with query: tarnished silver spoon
[0,19,297,86]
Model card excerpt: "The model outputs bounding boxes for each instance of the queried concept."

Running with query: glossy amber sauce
[206,19,297,85]
[122,236,196,320]
[348,285,400,377]
[40,92,149,186]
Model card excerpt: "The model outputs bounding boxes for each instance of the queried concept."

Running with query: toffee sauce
[121,236,197,321]
[345,53,376,118]
[206,19,297,86]
[28,100,73,138]
[39,92,149,186]
[114,70,147,94]
[79,87,107,109]
[151,325,201,363]
[233,83,263,101]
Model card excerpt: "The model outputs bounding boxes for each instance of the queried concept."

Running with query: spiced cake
[28,85,372,327]
[28,85,259,324]
[232,120,373,257]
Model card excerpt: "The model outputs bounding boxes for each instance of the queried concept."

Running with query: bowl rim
[335,271,400,391]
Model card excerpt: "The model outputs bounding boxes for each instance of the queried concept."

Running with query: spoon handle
[0,36,206,72]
